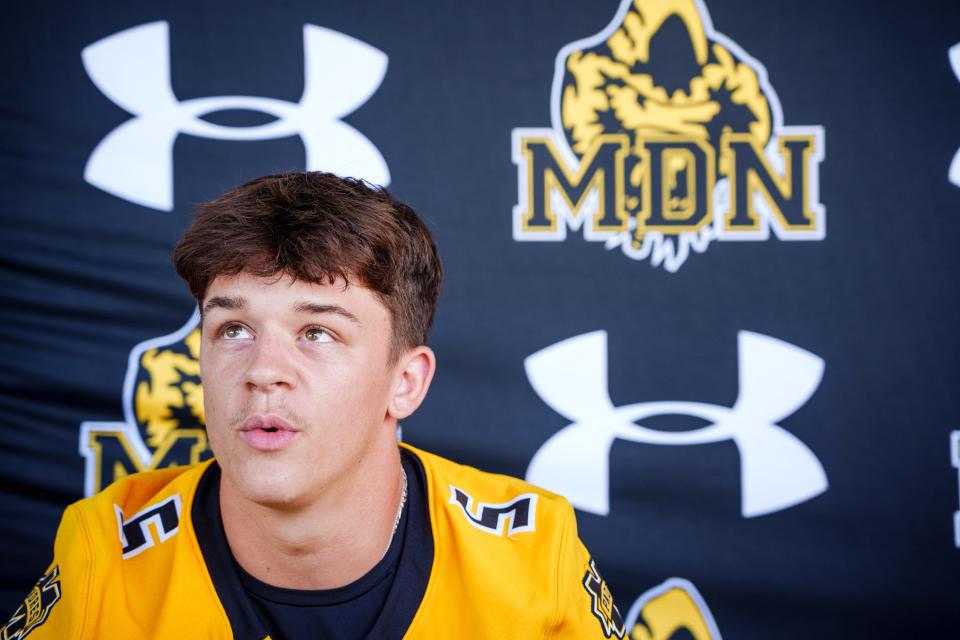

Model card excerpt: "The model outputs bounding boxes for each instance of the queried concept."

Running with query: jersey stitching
[546,502,571,639]
[72,505,95,640]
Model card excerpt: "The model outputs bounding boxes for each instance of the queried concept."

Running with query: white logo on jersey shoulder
[524,330,828,518]
[448,485,539,537]
[82,21,389,211]
[115,494,183,559]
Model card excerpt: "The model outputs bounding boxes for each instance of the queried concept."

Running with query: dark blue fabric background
[2,0,959,636]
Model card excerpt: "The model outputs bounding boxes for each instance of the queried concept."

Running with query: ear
[388,346,436,421]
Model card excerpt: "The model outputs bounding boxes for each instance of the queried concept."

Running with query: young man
[4,173,625,639]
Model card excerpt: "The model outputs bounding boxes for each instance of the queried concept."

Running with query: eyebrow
[294,301,360,325]
[202,295,245,316]
[201,296,360,325]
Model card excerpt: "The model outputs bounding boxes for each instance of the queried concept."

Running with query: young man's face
[199,271,403,509]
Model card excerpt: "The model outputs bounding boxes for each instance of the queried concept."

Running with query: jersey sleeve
[549,502,627,639]
[1,505,95,639]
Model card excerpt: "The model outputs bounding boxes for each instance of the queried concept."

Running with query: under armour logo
[115,494,182,559]
[951,431,960,548]
[82,21,390,210]
[449,486,538,537]
[524,331,828,518]
[949,43,960,188]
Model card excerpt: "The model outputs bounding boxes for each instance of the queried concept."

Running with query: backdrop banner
[2,1,959,637]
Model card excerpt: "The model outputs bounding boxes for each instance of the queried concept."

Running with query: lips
[239,415,299,452]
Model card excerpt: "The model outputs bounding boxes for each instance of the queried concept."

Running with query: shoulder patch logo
[115,494,182,559]
[448,485,538,537]
[583,559,626,639]
[1,565,62,640]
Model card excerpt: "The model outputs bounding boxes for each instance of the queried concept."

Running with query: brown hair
[173,172,443,360]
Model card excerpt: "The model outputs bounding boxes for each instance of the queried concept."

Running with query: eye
[304,327,333,343]
[221,324,251,340]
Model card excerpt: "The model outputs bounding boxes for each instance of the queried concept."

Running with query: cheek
[353,375,397,429]
[312,361,394,425]
[199,378,238,461]
[200,358,231,424]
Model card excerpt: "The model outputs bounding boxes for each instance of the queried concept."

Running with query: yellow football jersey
[3,444,625,639]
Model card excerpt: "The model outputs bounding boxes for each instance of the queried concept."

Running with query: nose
[244,331,297,393]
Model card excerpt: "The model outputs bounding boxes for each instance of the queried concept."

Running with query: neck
[219,438,405,590]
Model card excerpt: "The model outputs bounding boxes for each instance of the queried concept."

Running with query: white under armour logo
[951,431,960,548]
[949,43,960,189]
[82,21,390,211]
[524,331,828,518]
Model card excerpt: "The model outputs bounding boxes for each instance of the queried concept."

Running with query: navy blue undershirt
[232,476,409,640]
[192,451,431,640]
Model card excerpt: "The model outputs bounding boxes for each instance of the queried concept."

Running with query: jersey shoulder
[400,444,624,639]
[69,460,210,557]
[402,441,576,539]
[2,461,221,640]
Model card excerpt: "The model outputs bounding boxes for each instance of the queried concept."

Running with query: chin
[227,457,311,510]
[242,478,309,511]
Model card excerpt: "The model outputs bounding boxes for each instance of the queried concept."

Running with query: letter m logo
[114,495,182,559]
[448,486,538,537]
